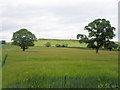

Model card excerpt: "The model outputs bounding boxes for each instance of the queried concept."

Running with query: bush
[0,40,6,44]
[62,44,68,47]
[45,42,51,47]
[56,44,61,47]
[56,44,68,47]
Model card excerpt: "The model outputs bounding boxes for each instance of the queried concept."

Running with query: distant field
[34,39,87,47]
[2,44,118,88]
[7,39,120,48]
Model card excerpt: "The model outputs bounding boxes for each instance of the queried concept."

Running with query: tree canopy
[0,40,6,44]
[12,28,37,51]
[77,18,116,53]
[104,41,119,51]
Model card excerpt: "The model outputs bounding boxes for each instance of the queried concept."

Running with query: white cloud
[0,0,119,42]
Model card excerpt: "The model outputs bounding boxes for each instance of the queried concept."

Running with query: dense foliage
[12,28,37,51]
[0,40,6,44]
[45,42,51,47]
[77,18,116,53]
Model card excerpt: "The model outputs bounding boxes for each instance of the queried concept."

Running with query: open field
[34,39,87,47]
[2,44,118,88]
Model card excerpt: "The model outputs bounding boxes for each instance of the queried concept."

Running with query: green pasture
[2,44,118,88]
[35,39,87,47]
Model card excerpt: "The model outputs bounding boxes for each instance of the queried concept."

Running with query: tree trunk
[23,48,25,51]
[96,48,99,54]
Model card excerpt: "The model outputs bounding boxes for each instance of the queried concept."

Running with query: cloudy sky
[0,0,119,42]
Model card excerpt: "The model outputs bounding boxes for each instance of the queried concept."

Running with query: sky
[0,0,119,42]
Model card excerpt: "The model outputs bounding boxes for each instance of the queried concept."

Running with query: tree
[45,42,51,47]
[118,45,120,51]
[0,40,6,44]
[77,18,115,54]
[56,44,61,47]
[104,41,119,51]
[12,28,37,51]
[61,44,68,47]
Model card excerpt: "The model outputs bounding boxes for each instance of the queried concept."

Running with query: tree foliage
[12,28,37,51]
[77,18,116,53]
[1,40,6,44]
[45,42,51,47]
[104,41,119,51]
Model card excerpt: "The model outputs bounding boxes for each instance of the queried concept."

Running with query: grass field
[35,39,87,47]
[2,42,118,88]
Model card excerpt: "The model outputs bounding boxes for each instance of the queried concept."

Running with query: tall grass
[6,75,118,88]
[2,45,118,88]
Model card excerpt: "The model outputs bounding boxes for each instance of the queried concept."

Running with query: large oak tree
[12,28,37,51]
[77,19,115,54]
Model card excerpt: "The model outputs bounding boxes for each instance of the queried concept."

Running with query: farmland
[35,39,87,47]
[2,40,119,88]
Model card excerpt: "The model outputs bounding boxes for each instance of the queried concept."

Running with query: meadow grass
[5,75,118,88]
[2,44,118,88]
[35,39,87,47]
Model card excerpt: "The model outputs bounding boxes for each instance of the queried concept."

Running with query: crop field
[2,43,119,88]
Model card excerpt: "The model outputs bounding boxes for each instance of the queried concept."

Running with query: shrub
[62,44,68,47]
[56,44,61,47]
[45,42,51,47]
[1,40,6,44]
[56,44,68,47]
